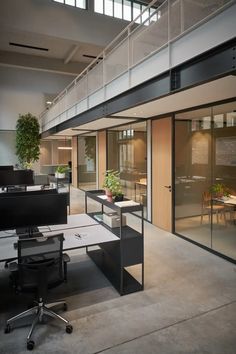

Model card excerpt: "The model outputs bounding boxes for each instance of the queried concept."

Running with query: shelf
[88,212,142,240]
[86,190,143,213]
[87,248,143,295]
[85,189,144,295]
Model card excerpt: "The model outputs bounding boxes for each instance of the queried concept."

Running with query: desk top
[49,213,99,231]
[44,225,118,250]
[216,196,236,205]
[0,214,118,262]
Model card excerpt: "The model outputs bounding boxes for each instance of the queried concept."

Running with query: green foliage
[85,137,96,161]
[16,113,40,169]
[209,183,230,197]
[56,165,69,174]
[103,169,123,196]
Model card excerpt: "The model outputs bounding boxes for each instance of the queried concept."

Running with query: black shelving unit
[85,189,144,295]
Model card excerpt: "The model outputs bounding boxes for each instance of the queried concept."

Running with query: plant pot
[114,194,124,202]
[55,172,65,179]
[105,189,113,202]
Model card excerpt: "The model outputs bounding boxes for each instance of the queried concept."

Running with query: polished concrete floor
[0,187,235,353]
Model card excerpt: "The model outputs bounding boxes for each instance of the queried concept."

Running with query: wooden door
[152,117,172,231]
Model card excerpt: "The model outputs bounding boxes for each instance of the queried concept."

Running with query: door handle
[164,185,172,192]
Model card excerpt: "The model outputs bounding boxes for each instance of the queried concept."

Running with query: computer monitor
[0,170,34,187]
[0,188,57,198]
[0,165,14,171]
[0,193,67,232]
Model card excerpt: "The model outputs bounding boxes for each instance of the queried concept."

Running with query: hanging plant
[16,113,40,169]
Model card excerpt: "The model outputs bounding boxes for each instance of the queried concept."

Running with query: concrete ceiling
[0,0,128,76]
[0,29,104,73]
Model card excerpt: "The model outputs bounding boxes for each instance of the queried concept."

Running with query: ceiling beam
[64,45,79,65]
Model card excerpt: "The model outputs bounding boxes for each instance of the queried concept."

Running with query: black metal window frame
[94,0,159,23]
[52,0,87,10]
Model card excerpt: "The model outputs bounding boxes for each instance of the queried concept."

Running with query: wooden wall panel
[98,130,106,189]
[152,117,172,232]
[72,136,78,188]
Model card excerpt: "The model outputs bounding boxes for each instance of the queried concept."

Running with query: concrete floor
[0,187,235,353]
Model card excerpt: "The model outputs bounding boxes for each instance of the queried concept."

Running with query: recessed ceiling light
[58,146,72,150]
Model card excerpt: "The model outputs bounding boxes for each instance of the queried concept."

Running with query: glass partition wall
[77,134,97,190]
[174,101,236,261]
[107,122,147,218]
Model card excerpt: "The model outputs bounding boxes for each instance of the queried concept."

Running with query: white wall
[0,131,18,166]
[0,66,75,170]
[0,66,74,130]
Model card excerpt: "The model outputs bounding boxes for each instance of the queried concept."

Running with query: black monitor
[0,193,67,232]
[0,165,14,171]
[0,170,34,187]
[0,188,57,198]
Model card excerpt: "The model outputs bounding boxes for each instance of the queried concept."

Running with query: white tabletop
[27,185,44,191]
[43,224,118,250]
[49,213,98,231]
[0,219,118,262]
[223,197,236,205]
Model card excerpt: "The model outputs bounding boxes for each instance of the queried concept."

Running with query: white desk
[223,196,236,205]
[44,225,118,250]
[0,215,118,262]
[48,214,98,231]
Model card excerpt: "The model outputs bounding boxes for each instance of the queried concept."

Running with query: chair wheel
[63,303,67,311]
[27,340,35,350]
[66,324,73,334]
[4,324,11,334]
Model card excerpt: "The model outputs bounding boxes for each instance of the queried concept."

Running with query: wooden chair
[201,191,226,224]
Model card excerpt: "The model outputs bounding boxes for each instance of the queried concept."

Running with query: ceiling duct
[9,42,49,52]
[83,54,103,60]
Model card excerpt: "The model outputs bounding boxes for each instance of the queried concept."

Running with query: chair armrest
[63,253,70,263]
[9,261,18,272]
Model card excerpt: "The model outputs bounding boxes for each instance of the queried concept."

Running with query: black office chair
[4,234,73,350]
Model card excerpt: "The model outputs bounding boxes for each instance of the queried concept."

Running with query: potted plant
[102,169,123,202]
[16,113,40,169]
[209,183,230,199]
[55,166,69,179]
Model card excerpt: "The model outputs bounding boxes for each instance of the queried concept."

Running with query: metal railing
[39,0,234,132]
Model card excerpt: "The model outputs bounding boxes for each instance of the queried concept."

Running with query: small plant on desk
[102,170,123,202]
[55,166,69,179]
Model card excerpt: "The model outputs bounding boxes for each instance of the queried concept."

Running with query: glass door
[174,101,236,261]
[174,107,212,248]
[77,134,97,190]
[211,102,236,260]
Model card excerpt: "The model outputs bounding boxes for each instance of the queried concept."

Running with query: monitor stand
[13,228,43,249]
[16,227,41,238]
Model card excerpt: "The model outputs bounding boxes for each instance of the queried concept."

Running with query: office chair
[4,234,73,350]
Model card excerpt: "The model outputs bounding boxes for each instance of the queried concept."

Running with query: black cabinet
[85,190,144,295]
